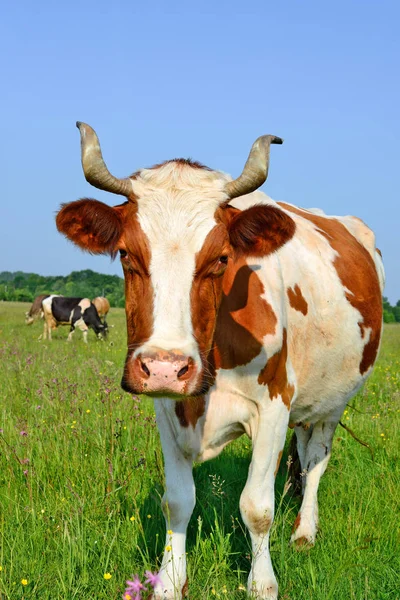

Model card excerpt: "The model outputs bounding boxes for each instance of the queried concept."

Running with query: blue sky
[1,0,399,301]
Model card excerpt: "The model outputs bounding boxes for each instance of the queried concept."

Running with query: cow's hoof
[248,574,278,599]
[290,512,317,548]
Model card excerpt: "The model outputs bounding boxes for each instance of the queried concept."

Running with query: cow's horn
[76,122,133,197]
[224,135,283,200]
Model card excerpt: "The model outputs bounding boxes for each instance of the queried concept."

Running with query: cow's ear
[225,204,296,257]
[56,199,124,254]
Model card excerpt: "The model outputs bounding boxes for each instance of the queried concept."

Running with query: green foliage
[0,303,398,598]
[0,270,125,307]
[382,297,400,323]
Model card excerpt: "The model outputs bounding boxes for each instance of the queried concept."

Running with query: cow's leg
[67,326,75,342]
[44,318,52,340]
[152,402,195,600]
[240,401,289,599]
[291,419,337,546]
[293,424,313,493]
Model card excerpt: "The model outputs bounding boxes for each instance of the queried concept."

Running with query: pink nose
[134,349,196,393]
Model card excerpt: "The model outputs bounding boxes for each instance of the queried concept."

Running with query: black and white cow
[41,295,108,343]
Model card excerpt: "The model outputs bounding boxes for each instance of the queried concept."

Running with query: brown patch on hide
[274,450,283,477]
[211,257,277,370]
[292,513,301,533]
[191,225,231,362]
[174,396,206,428]
[244,499,272,535]
[287,284,308,315]
[258,329,295,409]
[279,203,382,374]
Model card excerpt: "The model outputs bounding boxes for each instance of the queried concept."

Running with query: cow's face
[57,124,292,397]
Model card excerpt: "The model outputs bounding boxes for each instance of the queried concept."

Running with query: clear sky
[1,0,399,301]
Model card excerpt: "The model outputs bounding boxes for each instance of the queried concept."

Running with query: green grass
[0,302,398,599]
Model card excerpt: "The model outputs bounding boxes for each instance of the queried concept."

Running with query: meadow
[0,301,398,599]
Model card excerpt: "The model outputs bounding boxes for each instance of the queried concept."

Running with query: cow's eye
[219,255,229,265]
[119,249,128,259]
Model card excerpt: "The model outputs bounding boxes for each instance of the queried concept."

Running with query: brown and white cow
[92,296,110,322]
[25,294,50,325]
[56,123,384,600]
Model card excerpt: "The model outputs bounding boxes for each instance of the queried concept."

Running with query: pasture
[0,301,398,599]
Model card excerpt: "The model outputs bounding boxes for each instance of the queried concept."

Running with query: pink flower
[20,430,28,437]
[125,575,147,597]
[144,570,162,587]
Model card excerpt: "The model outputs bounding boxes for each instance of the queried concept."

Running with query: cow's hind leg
[291,419,338,546]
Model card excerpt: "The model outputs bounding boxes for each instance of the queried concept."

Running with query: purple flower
[23,470,28,476]
[21,458,30,464]
[20,430,28,437]
[125,575,146,593]
[144,570,162,587]
[0,429,3,434]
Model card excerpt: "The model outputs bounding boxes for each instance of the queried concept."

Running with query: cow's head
[57,123,294,397]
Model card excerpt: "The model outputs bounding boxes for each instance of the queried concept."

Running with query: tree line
[383,297,400,323]
[0,270,125,308]
[1,270,399,322]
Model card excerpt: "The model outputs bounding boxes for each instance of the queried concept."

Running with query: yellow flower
[124,595,132,600]
[21,579,28,586]
[147,514,151,519]
[380,433,385,437]
[104,573,112,580]
[0,565,2,571]
[211,589,216,596]
[165,545,172,552]
[238,584,246,591]
[167,529,173,535]
[130,516,136,522]
[86,409,91,414]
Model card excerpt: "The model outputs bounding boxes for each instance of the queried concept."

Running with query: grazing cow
[25,294,50,325]
[42,295,108,343]
[56,123,384,600]
[92,296,110,323]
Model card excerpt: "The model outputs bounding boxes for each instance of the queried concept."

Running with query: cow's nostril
[141,361,150,377]
[177,364,189,378]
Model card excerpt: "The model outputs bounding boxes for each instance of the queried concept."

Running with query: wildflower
[144,570,162,587]
[104,572,112,580]
[0,565,2,571]
[238,584,246,591]
[23,470,28,476]
[125,575,147,594]
[86,409,91,413]
[21,579,28,586]
[380,433,385,437]
[130,516,136,522]
[165,545,172,552]
[20,430,28,437]
[147,514,151,519]
[167,529,173,535]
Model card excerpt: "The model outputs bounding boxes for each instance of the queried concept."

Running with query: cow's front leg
[153,402,195,600]
[240,401,289,599]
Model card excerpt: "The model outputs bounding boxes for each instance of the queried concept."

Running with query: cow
[55,122,384,600]
[92,296,110,323]
[42,295,108,343]
[25,294,50,325]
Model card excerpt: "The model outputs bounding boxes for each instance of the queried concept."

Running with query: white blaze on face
[131,162,229,360]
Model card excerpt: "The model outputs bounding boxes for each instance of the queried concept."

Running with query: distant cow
[42,295,108,342]
[25,294,50,325]
[92,296,110,322]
